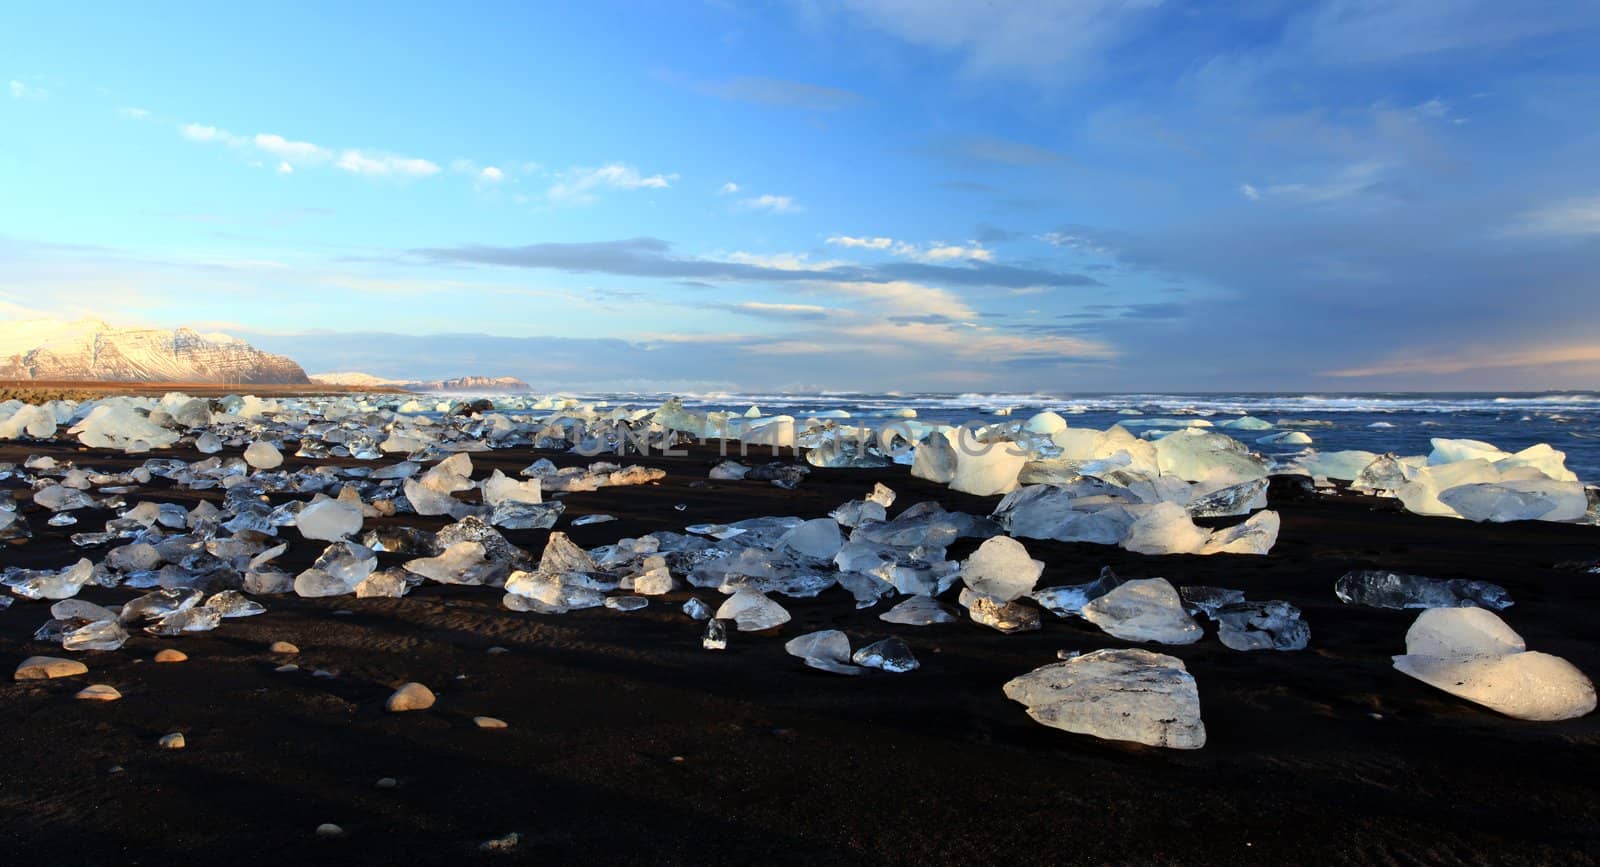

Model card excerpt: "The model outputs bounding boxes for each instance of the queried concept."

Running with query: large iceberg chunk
[1392,608,1595,721]
[1081,577,1203,645]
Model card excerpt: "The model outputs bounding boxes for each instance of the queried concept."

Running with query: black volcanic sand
[1,439,1598,865]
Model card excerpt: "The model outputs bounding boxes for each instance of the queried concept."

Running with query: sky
[3,0,1600,393]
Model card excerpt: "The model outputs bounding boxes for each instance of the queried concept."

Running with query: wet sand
[1,439,1598,865]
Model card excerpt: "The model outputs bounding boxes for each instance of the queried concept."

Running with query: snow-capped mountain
[0,319,309,384]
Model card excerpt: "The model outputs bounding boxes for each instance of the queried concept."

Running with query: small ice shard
[11,559,95,600]
[1003,648,1206,749]
[355,568,412,598]
[405,541,494,585]
[1081,578,1203,645]
[296,499,364,541]
[1032,566,1128,618]
[1213,600,1309,651]
[830,498,887,529]
[489,499,564,530]
[119,588,202,623]
[868,483,896,507]
[605,595,648,611]
[632,562,675,596]
[708,460,749,480]
[852,637,918,672]
[203,590,266,618]
[481,469,542,506]
[702,617,730,649]
[539,532,598,574]
[402,478,460,517]
[777,518,845,560]
[51,599,118,623]
[785,629,863,675]
[1178,585,1246,618]
[959,535,1045,603]
[62,620,130,651]
[1335,569,1512,610]
[314,540,379,584]
[244,441,284,469]
[146,606,223,636]
[879,595,958,625]
[1120,503,1211,556]
[1392,608,1596,721]
[1198,510,1280,556]
[572,514,615,526]
[714,588,791,631]
[33,485,96,512]
[294,568,359,598]
[1186,478,1269,518]
[682,597,713,620]
[958,588,1041,634]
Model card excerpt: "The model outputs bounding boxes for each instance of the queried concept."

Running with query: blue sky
[4,1,1600,392]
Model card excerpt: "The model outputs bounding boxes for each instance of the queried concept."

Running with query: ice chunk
[958,588,1041,634]
[1186,478,1268,518]
[1438,479,1589,523]
[605,596,648,612]
[244,441,284,469]
[489,499,564,530]
[852,637,918,672]
[1153,429,1268,483]
[1120,503,1211,556]
[1178,585,1246,618]
[1213,601,1309,651]
[702,618,729,650]
[958,536,1044,602]
[777,518,845,560]
[784,629,862,675]
[403,477,460,517]
[146,606,223,635]
[481,469,542,506]
[355,569,412,598]
[11,559,95,600]
[682,597,713,620]
[539,532,598,574]
[1081,578,1203,645]
[879,595,958,625]
[1031,566,1127,618]
[1198,510,1280,556]
[708,460,749,480]
[1392,608,1595,721]
[405,541,495,585]
[296,499,363,541]
[949,440,1028,496]
[1257,431,1312,446]
[119,588,202,623]
[1003,649,1206,749]
[203,590,266,618]
[1335,570,1512,610]
[68,404,181,450]
[910,431,957,484]
[714,588,791,631]
[62,619,130,651]
[992,485,1077,539]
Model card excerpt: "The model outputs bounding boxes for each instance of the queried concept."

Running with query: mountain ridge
[0,319,309,384]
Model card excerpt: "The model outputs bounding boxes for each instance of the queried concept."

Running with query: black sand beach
[2,439,1598,865]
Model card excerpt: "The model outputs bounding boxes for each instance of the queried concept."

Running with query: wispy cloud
[547,163,676,204]
[1325,343,1600,377]
[737,194,798,213]
[116,106,151,120]
[718,181,741,194]
[179,121,440,178]
[7,80,47,100]
[1508,195,1600,237]
[1241,160,1392,204]
[827,235,894,250]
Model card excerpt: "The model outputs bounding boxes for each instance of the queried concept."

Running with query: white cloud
[117,107,151,120]
[254,133,331,164]
[180,123,247,147]
[1037,231,1112,255]
[826,235,894,250]
[548,163,676,204]
[335,149,441,177]
[1509,196,1600,237]
[8,80,46,100]
[719,181,741,194]
[919,243,993,262]
[738,194,798,213]
[1246,161,1390,204]
[276,161,294,175]
[480,166,504,182]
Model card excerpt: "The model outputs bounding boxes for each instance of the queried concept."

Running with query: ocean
[544,391,1600,483]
